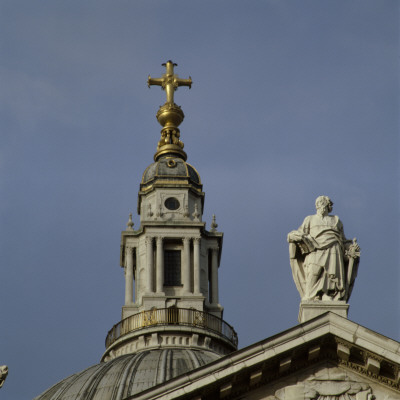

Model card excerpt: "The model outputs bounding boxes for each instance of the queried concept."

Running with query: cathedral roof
[129,313,400,400]
[34,348,220,400]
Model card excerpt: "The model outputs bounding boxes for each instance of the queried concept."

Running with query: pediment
[246,362,398,400]
[131,313,400,400]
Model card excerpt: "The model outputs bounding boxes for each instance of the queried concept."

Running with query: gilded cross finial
[148,60,192,105]
[148,61,193,162]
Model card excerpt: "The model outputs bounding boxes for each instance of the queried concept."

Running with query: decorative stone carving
[0,365,8,388]
[275,382,374,400]
[183,204,189,218]
[287,196,360,302]
[192,204,200,221]
[145,237,154,245]
[274,370,375,400]
[126,213,134,230]
[193,237,201,245]
[210,214,218,232]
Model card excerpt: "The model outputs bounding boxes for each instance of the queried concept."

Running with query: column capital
[156,236,164,244]
[210,245,219,252]
[192,237,201,244]
[125,246,134,254]
[145,236,154,245]
[182,237,191,244]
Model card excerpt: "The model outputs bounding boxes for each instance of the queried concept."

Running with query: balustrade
[105,308,237,349]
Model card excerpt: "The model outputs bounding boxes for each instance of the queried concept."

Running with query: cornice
[130,313,400,400]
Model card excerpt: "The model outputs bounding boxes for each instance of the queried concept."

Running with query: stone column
[125,247,134,305]
[146,237,154,293]
[183,237,191,293]
[211,247,219,305]
[193,238,201,294]
[156,237,164,293]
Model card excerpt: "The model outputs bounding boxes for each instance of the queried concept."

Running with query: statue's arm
[288,216,310,239]
[287,216,310,243]
[287,217,316,256]
[287,230,303,243]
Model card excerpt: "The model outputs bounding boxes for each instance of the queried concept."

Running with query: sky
[1,1,399,399]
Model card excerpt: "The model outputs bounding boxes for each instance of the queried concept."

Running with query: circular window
[164,197,180,210]
[167,159,177,168]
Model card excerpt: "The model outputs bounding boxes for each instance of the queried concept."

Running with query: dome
[34,348,220,400]
[141,156,201,188]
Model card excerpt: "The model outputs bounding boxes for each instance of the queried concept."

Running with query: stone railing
[105,308,238,349]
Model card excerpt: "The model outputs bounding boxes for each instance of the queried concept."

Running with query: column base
[298,300,349,323]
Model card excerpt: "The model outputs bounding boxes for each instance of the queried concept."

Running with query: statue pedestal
[298,301,349,323]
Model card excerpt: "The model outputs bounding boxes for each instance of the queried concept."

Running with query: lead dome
[141,156,201,188]
[34,349,219,400]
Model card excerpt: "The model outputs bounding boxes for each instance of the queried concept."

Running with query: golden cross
[148,60,192,105]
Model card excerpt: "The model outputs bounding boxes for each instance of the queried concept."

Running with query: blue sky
[1,1,399,398]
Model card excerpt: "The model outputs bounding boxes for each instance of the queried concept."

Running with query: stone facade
[130,313,400,400]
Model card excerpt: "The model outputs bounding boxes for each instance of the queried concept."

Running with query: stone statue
[0,365,8,388]
[287,196,360,302]
[274,379,374,400]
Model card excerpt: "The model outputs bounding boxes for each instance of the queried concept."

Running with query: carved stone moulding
[299,301,349,323]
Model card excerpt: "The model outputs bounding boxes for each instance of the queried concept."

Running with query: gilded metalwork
[193,310,205,327]
[148,61,192,161]
[167,159,177,168]
[148,60,192,105]
[105,308,238,349]
[142,310,157,327]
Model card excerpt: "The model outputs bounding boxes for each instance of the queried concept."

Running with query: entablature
[129,313,400,400]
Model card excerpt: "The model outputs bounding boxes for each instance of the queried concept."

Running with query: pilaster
[125,247,134,305]
[145,237,154,294]
[210,246,219,306]
[193,237,201,295]
[183,237,191,294]
[155,236,164,294]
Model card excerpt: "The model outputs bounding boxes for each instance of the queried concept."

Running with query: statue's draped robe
[293,214,346,300]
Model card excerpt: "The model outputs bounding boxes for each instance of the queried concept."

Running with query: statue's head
[315,195,333,214]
